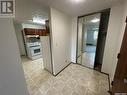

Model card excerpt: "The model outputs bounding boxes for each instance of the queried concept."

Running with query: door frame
[76,8,110,70]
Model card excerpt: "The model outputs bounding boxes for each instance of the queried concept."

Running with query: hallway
[22,57,109,95]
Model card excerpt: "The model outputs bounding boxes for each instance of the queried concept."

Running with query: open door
[112,17,127,94]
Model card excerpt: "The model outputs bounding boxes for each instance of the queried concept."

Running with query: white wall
[102,2,126,82]
[71,17,77,63]
[14,22,26,56]
[111,0,127,81]
[40,36,52,73]
[0,19,29,95]
[50,8,72,75]
[118,0,127,51]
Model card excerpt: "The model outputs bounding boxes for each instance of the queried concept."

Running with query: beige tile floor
[21,56,110,95]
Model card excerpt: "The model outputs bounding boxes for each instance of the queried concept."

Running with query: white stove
[26,42,42,60]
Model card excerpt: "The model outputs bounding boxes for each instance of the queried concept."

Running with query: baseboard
[53,62,72,76]
[71,62,77,64]
[100,71,112,94]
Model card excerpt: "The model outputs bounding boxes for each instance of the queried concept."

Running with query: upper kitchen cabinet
[24,20,50,36]
[24,28,48,36]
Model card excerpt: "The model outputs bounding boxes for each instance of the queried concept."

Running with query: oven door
[30,46,42,56]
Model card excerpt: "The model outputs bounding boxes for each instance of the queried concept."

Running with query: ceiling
[36,0,124,16]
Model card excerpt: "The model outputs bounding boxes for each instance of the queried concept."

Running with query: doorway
[77,13,100,68]
[77,9,110,71]
[14,20,53,95]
